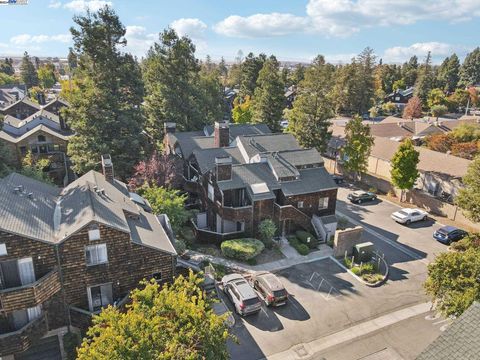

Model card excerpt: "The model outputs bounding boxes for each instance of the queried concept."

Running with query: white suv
[222,274,261,316]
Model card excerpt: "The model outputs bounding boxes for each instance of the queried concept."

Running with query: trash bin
[353,242,374,263]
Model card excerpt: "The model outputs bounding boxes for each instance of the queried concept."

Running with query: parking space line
[305,272,342,301]
[336,210,428,264]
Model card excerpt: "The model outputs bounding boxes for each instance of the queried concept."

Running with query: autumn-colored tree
[128,151,180,190]
[232,96,253,124]
[425,134,454,153]
[402,96,423,119]
[451,142,479,160]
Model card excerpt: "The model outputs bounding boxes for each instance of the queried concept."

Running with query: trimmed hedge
[221,238,265,261]
[295,230,318,249]
[287,236,309,256]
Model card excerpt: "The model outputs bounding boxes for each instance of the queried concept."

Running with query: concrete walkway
[186,244,333,273]
[267,302,432,360]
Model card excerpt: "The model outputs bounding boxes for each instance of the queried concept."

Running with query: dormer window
[37,135,46,142]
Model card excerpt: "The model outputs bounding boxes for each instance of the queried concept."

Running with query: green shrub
[338,216,349,230]
[351,266,361,275]
[258,219,277,249]
[368,187,377,194]
[362,273,384,283]
[344,257,354,268]
[287,236,309,255]
[221,238,264,261]
[295,230,318,249]
[450,233,479,252]
[361,262,375,274]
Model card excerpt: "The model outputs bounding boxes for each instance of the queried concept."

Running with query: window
[0,244,6,256]
[85,244,108,266]
[318,197,329,210]
[88,226,101,241]
[151,272,162,282]
[297,201,304,208]
[87,283,113,312]
[37,135,46,142]
[19,146,27,155]
[208,183,214,201]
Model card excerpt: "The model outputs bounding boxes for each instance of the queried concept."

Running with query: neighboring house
[0,97,40,121]
[0,155,176,358]
[0,85,27,109]
[1,97,72,185]
[417,302,480,360]
[165,121,338,243]
[384,86,414,106]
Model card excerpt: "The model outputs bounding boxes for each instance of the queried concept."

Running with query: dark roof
[417,302,480,360]
[277,149,324,168]
[169,124,271,159]
[192,147,245,174]
[217,163,280,192]
[204,123,271,139]
[238,133,301,158]
[280,167,337,196]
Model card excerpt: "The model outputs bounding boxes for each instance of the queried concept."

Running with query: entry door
[17,258,35,285]
[0,260,22,289]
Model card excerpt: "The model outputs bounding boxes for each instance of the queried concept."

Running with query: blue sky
[0,0,479,64]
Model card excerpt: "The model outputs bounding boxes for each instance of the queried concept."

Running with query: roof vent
[27,192,33,198]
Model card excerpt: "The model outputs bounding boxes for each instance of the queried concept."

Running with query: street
[228,184,450,360]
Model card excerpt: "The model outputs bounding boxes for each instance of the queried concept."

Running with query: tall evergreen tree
[287,55,334,153]
[198,62,226,124]
[143,29,201,138]
[342,116,374,181]
[437,54,460,93]
[460,47,480,87]
[20,51,39,88]
[65,6,145,178]
[0,58,14,76]
[239,52,266,97]
[252,56,285,132]
[401,55,418,87]
[414,52,434,104]
[356,47,376,114]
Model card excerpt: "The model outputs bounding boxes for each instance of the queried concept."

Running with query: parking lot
[227,185,451,359]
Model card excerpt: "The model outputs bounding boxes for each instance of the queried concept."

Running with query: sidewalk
[185,243,333,273]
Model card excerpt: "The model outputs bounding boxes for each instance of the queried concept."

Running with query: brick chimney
[101,154,114,182]
[215,156,232,181]
[164,122,176,134]
[214,121,230,147]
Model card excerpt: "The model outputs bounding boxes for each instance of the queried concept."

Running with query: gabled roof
[0,124,73,143]
[417,302,480,360]
[0,96,40,112]
[203,123,270,139]
[280,167,337,196]
[0,171,176,254]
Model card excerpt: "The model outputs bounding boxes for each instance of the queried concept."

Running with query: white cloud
[214,13,308,38]
[171,18,207,40]
[48,1,62,9]
[10,33,72,45]
[63,0,112,12]
[383,42,472,62]
[215,0,480,38]
[124,25,156,57]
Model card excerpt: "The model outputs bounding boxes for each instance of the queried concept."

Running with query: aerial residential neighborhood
[1,1,480,360]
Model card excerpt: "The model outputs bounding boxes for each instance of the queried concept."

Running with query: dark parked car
[250,272,288,307]
[332,175,345,184]
[347,191,377,204]
[433,226,468,244]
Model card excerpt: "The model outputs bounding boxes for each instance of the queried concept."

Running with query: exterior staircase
[312,215,328,243]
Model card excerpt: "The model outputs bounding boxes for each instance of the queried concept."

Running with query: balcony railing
[0,268,61,313]
[0,313,48,356]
